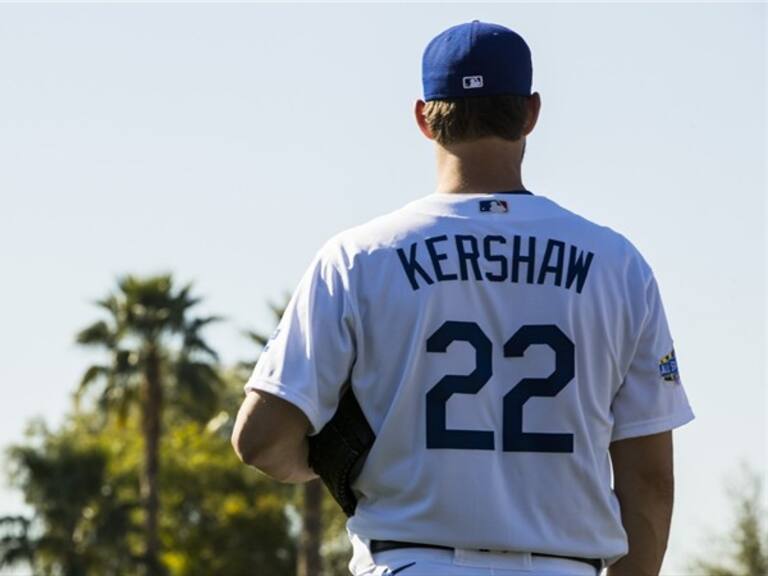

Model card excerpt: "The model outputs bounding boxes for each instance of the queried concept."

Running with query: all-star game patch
[659,349,679,383]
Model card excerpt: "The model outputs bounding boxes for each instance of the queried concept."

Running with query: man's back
[232,19,696,576]
[247,190,695,567]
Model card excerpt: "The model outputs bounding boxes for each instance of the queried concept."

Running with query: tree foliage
[1,276,357,575]
[2,378,297,575]
[687,463,767,576]
[2,419,138,575]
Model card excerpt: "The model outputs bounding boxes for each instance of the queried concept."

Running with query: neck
[434,137,526,195]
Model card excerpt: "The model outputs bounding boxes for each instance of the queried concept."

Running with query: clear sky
[0,3,765,575]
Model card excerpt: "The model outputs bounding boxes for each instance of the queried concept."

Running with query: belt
[369,539,603,572]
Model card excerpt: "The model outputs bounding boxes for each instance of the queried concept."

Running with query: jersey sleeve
[244,243,357,435]
[610,273,695,442]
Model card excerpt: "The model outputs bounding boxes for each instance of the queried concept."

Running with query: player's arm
[231,389,318,484]
[607,430,675,576]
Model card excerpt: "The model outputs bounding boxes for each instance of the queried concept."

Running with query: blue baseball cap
[422,20,533,101]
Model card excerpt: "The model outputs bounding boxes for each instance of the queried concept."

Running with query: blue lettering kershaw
[397,233,594,292]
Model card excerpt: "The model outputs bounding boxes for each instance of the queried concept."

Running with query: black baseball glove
[307,382,375,517]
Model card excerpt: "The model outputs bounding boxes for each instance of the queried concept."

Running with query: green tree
[688,463,767,576]
[1,419,138,575]
[4,377,298,576]
[159,382,296,576]
[75,274,222,575]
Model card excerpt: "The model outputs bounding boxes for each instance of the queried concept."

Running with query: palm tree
[75,273,222,575]
[243,300,324,576]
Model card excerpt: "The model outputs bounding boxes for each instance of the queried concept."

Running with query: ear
[414,99,435,140]
[522,92,542,136]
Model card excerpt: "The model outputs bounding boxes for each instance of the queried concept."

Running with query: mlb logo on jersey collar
[479,199,508,213]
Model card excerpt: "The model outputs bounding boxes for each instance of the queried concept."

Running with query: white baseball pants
[349,534,603,576]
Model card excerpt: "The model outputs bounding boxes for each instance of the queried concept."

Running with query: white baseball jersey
[245,191,695,568]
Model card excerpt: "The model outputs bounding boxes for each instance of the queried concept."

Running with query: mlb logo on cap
[463,75,484,89]
[479,199,508,213]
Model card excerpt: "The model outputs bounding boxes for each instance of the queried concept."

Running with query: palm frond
[181,334,219,362]
[174,282,193,305]
[188,315,225,330]
[176,359,221,389]
[267,301,288,322]
[174,358,222,422]
[172,281,203,318]
[75,321,115,348]
[94,294,122,320]
[77,365,110,392]
[181,315,224,361]
[244,329,269,348]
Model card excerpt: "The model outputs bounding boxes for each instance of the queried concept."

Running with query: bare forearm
[608,483,674,576]
[243,437,318,484]
[231,390,319,484]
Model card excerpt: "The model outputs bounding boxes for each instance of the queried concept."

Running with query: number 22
[425,321,575,453]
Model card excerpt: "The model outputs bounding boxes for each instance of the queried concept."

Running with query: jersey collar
[404,190,560,220]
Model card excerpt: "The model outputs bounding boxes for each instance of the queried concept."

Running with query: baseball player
[232,20,695,576]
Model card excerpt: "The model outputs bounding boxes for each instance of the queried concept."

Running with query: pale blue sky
[0,3,765,575]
